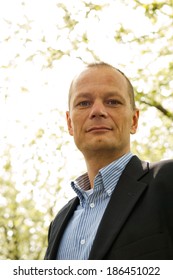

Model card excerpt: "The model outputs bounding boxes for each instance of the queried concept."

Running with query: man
[45,62,173,260]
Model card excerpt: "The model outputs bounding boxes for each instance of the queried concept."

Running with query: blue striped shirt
[57,152,133,260]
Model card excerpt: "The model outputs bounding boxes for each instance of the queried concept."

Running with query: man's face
[66,66,139,158]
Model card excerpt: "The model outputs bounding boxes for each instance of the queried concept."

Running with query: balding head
[68,62,136,110]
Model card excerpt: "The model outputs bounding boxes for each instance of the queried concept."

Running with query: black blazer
[44,156,173,260]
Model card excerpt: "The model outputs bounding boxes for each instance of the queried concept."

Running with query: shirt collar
[71,173,91,204]
[98,152,133,195]
[71,152,133,203]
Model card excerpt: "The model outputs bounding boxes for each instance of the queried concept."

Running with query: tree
[119,0,173,159]
[1,0,173,259]
[0,110,69,259]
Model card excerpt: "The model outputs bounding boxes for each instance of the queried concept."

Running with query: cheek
[69,111,88,138]
[119,117,132,133]
[70,120,80,137]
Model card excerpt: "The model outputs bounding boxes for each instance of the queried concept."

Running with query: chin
[83,141,117,152]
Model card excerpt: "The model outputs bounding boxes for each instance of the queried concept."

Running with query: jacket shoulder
[149,159,173,176]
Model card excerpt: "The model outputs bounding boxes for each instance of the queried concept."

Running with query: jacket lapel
[89,156,149,259]
[46,197,79,259]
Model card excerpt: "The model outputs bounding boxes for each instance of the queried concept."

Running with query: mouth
[86,126,113,133]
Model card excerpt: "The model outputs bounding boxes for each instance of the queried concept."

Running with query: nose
[89,100,108,119]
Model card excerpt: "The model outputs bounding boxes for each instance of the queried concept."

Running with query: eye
[106,99,121,106]
[77,100,91,107]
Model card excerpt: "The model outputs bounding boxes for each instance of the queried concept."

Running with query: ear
[66,111,74,136]
[130,109,139,134]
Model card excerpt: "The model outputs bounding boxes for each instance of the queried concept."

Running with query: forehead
[71,66,128,95]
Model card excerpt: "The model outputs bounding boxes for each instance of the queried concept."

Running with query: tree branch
[141,100,173,120]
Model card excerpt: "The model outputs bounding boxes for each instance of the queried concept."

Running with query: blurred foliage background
[0,0,173,259]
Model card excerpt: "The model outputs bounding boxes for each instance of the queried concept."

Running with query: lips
[86,126,112,132]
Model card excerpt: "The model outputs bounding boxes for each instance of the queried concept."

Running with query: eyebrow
[73,93,93,103]
[75,92,92,98]
[75,91,122,98]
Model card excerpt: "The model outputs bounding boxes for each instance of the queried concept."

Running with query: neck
[84,150,128,188]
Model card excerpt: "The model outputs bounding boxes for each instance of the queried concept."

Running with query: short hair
[68,61,136,110]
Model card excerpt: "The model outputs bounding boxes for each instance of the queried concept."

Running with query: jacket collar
[89,155,149,259]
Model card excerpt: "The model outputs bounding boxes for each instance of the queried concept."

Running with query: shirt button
[107,189,112,196]
[81,239,85,245]
[90,203,95,208]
